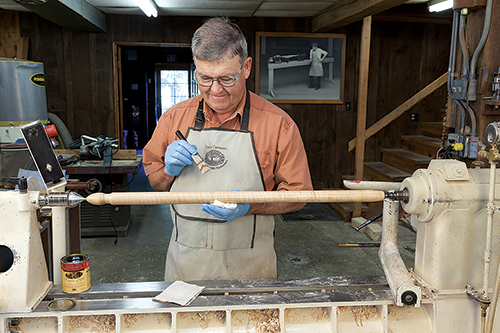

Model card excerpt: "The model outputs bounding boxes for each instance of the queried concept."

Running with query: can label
[61,254,91,293]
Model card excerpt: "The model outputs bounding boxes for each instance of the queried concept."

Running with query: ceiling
[0,0,433,32]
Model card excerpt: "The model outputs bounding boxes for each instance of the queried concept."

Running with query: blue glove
[164,140,197,176]
[201,201,250,222]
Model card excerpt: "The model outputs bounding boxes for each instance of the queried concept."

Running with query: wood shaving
[123,313,144,328]
[68,315,116,333]
[338,306,379,327]
[156,313,172,327]
[122,313,171,329]
[410,275,433,299]
[388,305,396,317]
[311,307,329,322]
[240,309,280,333]
[178,311,225,329]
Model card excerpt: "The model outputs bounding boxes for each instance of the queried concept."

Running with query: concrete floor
[81,168,417,284]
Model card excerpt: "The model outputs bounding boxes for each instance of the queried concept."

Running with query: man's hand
[201,201,250,221]
[164,140,197,176]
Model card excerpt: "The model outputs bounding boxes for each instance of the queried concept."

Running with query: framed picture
[255,32,346,104]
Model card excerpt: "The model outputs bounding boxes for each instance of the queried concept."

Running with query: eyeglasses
[194,65,243,87]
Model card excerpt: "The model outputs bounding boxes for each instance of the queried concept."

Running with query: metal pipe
[460,99,477,137]
[455,99,467,136]
[378,199,421,307]
[459,11,469,79]
[469,0,493,101]
[487,253,500,333]
[483,161,496,296]
[486,158,499,333]
[447,10,459,96]
[470,0,493,80]
[51,206,69,285]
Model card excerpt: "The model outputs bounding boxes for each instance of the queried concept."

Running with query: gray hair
[191,17,248,66]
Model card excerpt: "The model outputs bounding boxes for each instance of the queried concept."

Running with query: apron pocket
[174,214,256,250]
[175,215,209,248]
[211,215,256,250]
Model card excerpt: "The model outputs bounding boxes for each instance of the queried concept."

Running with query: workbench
[267,57,334,97]
[1,276,412,333]
[62,156,143,237]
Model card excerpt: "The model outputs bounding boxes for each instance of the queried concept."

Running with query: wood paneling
[366,20,450,164]
[0,9,451,190]
[0,12,21,58]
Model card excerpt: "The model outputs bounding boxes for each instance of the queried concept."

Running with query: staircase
[330,121,444,222]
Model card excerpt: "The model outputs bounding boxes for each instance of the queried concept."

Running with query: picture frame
[255,32,346,104]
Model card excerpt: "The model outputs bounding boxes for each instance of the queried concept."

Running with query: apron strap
[194,99,204,130]
[240,90,250,132]
[193,90,251,131]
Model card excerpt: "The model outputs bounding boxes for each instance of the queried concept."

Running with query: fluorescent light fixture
[428,0,453,12]
[133,0,158,17]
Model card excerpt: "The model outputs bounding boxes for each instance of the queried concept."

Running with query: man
[308,43,328,90]
[143,17,312,281]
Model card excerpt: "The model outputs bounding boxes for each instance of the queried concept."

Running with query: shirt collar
[202,94,246,126]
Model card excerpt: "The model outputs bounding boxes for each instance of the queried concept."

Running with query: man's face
[194,55,252,115]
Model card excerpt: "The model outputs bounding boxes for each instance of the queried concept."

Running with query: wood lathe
[4,120,500,332]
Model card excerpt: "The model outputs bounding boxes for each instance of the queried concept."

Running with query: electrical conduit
[486,159,499,333]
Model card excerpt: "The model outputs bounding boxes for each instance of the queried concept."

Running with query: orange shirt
[143,91,312,192]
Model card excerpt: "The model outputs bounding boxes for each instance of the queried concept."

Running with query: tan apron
[165,91,277,281]
[309,49,324,77]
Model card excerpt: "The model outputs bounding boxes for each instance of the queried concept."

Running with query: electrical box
[451,79,468,100]
[464,136,480,159]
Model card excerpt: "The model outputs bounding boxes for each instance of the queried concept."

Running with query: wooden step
[363,161,411,182]
[325,188,369,222]
[401,135,442,158]
[328,202,369,222]
[381,148,432,174]
[421,122,446,139]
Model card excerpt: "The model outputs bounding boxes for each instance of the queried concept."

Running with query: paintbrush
[175,130,210,174]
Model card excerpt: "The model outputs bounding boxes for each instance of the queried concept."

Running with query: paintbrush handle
[174,130,209,174]
[175,130,188,142]
[175,130,202,162]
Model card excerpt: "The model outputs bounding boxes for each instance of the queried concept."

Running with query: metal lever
[355,211,383,231]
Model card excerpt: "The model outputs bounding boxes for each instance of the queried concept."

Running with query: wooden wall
[365,19,450,161]
[0,10,451,189]
[0,12,21,58]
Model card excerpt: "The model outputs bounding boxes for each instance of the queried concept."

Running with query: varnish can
[61,254,91,293]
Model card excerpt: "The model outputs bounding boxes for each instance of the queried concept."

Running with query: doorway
[114,43,194,150]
